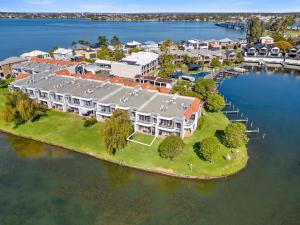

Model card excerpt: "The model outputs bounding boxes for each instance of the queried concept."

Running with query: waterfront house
[142,41,159,52]
[257,44,269,57]
[244,44,257,57]
[71,43,96,59]
[269,47,282,57]
[219,38,234,48]
[111,51,159,78]
[125,41,142,49]
[53,48,74,61]
[10,73,201,138]
[135,75,175,88]
[225,49,237,61]
[0,57,27,79]
[288,47,300,59]
[21,50,51,59]
[259,36,274,45]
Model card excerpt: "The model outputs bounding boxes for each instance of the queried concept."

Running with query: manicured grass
[0,88,248,178]
[129,133,157,145]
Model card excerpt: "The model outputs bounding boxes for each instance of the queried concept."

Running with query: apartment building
[10,72,201,138]
[111,51,159,78]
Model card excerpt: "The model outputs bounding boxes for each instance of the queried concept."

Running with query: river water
[0,19,300,225]
[0,68,300,225]
[0,19,244,60]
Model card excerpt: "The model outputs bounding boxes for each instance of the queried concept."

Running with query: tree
[275,41,293,54]
[160,39,172,52]
[247,17,265,43]
[194,78,216,99]
[48,46,59,58]
[129,47,143,54]
[110,36,121,46]
[194,137,220,162]
[223,123,249,148]
[158,135,185,161]
[98,36,108,47]
[158,54,176,78]
[198,60,205,70]
[210,58,222,68]
[3,90,46,126]
[171,80,200,98]
[223,59,233,67]
[112,49,125,61]
[78,40,90,46]
[205,94,225,112]
[103,109,133,155]
[96,48,111,60]
[236,52,244,64]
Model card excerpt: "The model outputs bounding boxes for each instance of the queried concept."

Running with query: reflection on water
[103,163,133,192]
[8,135,44,159]
[8,135,73,160]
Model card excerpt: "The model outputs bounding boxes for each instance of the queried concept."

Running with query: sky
[0,0,300,13]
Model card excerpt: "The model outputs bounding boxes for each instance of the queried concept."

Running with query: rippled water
[0,19,244,59]
[0,68,300,225]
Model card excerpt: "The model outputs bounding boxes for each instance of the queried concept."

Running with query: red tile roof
[30,57,78,66]
[184,98,201,119]
[15,73,29,80]
[54,69,171,94]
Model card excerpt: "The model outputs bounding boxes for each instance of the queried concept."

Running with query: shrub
[194,137,220,162]
[205,94,225,112]
[210,58,222,68]
[158,135,185,161]
[83,118,97,127]
[223,123,249,148]
[197,116,206,130]
[194,78,216,99]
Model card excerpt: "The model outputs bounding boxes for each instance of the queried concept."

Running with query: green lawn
[0,88,248,178]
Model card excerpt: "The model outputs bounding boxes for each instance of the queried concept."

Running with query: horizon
[1,0,300,13]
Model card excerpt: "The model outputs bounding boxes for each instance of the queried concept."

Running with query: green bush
[83,118,97,127]
[205,94,225,112]
[197,116,206,130]
[194,78,216,99]
[194,137,220,162]
[158,135,185,161]
[223,123,249,148]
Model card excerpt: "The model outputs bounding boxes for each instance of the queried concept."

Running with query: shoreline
[0,128,248,180]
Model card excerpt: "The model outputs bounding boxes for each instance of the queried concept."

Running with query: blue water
[0,19,245,60]
[0,68,300,225]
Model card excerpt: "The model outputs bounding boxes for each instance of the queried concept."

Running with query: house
[11,58,76,76]
[198,41,209,50]
[0,57,27,79]
[225,49,237,61]
[126,41,142,49]
[135,75,175,88]
[219,38,234,48]
[288,47,300,59]
[244,44,258,57]
[142,41,159,52]
[259,36,274,45]
[53,48,74,61]
[21,50,51,59]
[111,52,159,78]
[71,44,97,60]
[10,73,201,138]
[207,39,221,51]
[269,47,282,57]
[95,59,113,71]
